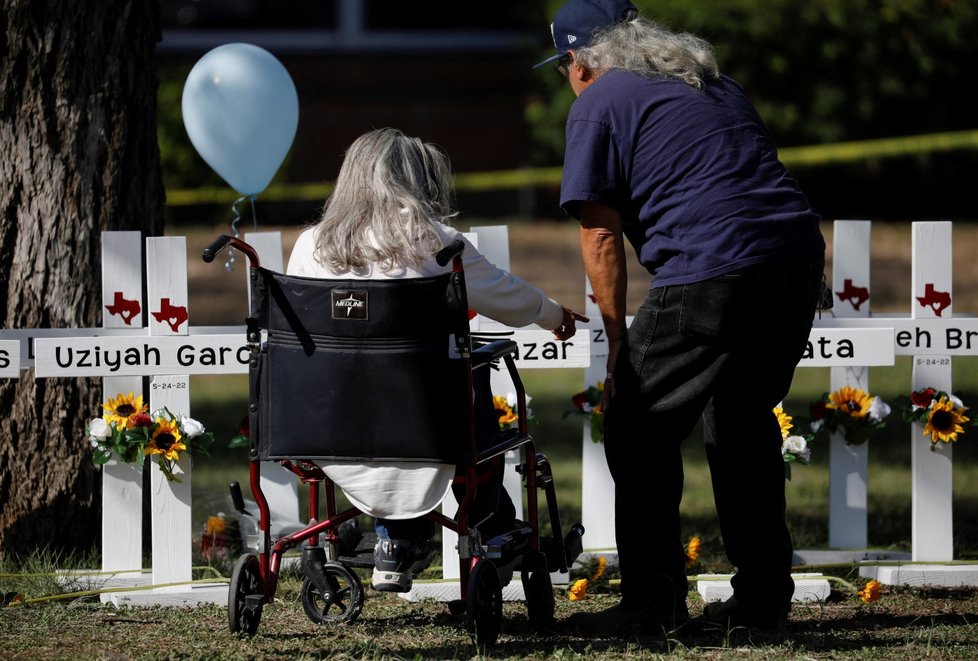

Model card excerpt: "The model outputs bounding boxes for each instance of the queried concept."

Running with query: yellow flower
[145,418,186,461]
[205,515,227,536]
[590,556,607,582]
[923,397,970,445]
[493,396,517,427]
[857,579,882,603]
[827,386,873,419]
[102,392,148,429]
[774,406,793,440]
[685,536,702,569]
[568,578,588,601]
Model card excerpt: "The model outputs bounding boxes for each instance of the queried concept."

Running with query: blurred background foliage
[527,0,976,159]
[157,0,978,221]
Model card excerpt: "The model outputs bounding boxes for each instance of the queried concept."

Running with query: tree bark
[0,0,163,554]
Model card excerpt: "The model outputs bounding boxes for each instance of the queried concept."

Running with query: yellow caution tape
[165,129,978,207]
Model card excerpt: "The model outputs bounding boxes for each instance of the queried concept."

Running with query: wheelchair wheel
[521,553,555,629]
[228,553,264,635]
[300,561,365,624]
[465,558,502,647]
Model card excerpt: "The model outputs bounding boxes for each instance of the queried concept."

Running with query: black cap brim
[532,51,566,69]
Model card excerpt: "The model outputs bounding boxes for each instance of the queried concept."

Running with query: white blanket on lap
[322,462,454,518]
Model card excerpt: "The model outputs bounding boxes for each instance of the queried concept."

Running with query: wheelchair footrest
[484,524,532,566]
[338,530,377,568]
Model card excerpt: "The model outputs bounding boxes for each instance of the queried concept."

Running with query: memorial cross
[28,233,258,605]
[812,221,978,585]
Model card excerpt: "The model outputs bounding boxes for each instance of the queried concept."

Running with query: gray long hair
[575,16,719,90]
[312,127,457,272]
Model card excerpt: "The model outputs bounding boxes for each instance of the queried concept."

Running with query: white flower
[868,396,891,423]
[782,435,811,462]
[89,417,111,440]
[582,402,594,414]
[947,393,965,410]
[180,415,205,437]
[811,419,824,434]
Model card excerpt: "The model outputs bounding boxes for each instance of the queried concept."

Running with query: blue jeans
[605,254,824,619]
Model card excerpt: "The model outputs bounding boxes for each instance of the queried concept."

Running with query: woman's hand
[551,306,589,341]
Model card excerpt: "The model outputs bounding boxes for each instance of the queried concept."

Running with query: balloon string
[225,194,257,272]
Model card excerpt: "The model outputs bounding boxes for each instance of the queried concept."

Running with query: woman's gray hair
[575,16,719,90]
[312,127,457,273]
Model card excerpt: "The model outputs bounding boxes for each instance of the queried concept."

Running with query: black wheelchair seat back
[248,267,471,463]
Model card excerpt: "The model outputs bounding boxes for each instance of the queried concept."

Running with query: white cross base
[696,573,831,604]
[859,564,978,587]
[106,584,229,607]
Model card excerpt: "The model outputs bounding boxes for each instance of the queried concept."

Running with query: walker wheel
[522,553,555,628]
[228,553,264,635]
[465,558,502,647]
[300,561,365,624]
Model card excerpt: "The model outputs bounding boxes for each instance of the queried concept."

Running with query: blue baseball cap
[533,0,638,68]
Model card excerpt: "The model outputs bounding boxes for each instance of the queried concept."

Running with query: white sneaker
[371,537,430,593]
[371,567,413,593]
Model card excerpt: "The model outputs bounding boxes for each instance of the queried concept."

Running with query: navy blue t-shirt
[560,69,824,287]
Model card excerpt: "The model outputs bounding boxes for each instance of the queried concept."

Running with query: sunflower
[774,406,793,439]
[102,392,148,429]
[493,395,518,428]
[567,578,589,601]
[857,579,882,603]
[827,386,873,419]
[685,536,702,569]
[923,396,970,445]
[145,418,186,461]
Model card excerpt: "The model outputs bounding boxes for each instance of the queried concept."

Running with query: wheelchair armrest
[471,339,519,366]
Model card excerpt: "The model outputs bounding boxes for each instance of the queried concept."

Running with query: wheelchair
[202,234,584,647]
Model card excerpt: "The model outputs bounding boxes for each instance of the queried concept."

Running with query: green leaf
[92,448,113,465]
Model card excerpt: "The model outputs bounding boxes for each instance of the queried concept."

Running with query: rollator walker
[202,234,584,647]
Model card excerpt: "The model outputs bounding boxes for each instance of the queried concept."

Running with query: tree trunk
[0,0,163,555]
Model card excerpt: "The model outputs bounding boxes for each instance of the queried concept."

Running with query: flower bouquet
[896,387,976,449]
[493,392,533,430]
[775,406,812,481]
[86,392,214,482]
[199,512,242,563]
[563,381,605,443]
[809,386,890,446]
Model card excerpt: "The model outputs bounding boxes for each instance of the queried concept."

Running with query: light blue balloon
[182,43,299,196]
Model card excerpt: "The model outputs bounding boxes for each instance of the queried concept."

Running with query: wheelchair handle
[202,234,261,269]
[435,238,465,267]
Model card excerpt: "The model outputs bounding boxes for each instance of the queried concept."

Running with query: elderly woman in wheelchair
[286,127,587,593]
[206,127,586,646]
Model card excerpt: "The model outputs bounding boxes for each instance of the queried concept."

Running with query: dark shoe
[371,538,432,593]
[565,601,688,635]
[702,596,787,631]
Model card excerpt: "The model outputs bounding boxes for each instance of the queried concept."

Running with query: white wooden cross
[16,231,294,605]
[812,221,978,586]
